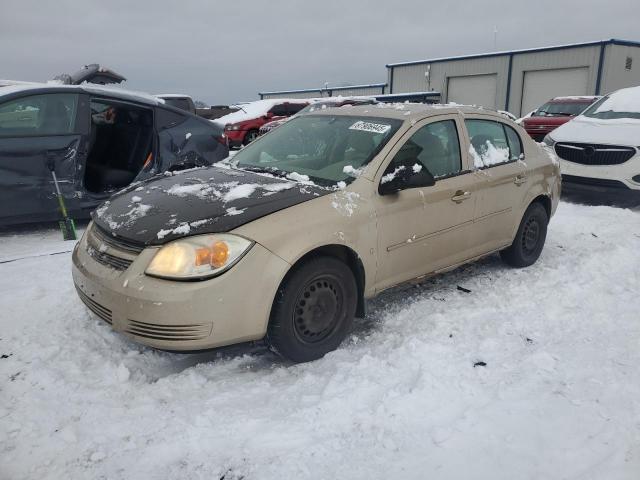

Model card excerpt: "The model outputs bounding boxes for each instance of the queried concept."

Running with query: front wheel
[500,202,548,268]
[243,129,259,145]
[267,257,357,363]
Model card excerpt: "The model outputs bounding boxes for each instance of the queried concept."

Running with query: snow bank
[1,202,639,479]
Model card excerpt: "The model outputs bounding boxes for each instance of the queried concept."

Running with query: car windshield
[582,92,640,120]
[234,115,402,186]
[533,101,591,117]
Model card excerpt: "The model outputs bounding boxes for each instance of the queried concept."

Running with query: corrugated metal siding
[331,86,384,96]
[600,44,640,94]
[508,45,601,115]
[390,55,510,108]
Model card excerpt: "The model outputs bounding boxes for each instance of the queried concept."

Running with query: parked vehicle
[544,86,640,195]
[155,94,196,114]
[0,84,228,227]
[73,104,559,362]
[258,97,378,136]
[214,99,308,148]
[523,96,600,141]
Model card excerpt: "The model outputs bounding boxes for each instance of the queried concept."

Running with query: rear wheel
[500,202,548,267]
[267,257,357,363]
[243,129,259,145]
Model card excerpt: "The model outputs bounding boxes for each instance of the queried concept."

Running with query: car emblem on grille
[584,146,596,157]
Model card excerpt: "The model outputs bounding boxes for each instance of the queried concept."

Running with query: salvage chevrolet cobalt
[72,104,560,362]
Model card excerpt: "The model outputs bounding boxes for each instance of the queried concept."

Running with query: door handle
[514,174,528,186]
[451,190,471,203]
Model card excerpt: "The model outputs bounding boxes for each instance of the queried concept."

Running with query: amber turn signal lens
[210,241,229,268]
[193,242,229,268]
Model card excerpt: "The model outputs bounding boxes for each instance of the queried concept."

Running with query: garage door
[520,67,589,116]
[447,74,497,109]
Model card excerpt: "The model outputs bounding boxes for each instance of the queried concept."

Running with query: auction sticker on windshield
[349,121,391,134]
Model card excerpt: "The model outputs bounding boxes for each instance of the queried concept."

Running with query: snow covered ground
[1,201,639,480]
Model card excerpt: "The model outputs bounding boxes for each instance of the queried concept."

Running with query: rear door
[156,107,227,172]
[0,92,83,224]
[464,116,529,255]
[373,116,479,291]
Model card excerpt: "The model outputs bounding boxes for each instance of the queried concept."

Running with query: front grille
[555,143,636,166]
[87,224,143,271]
[92,225,145,254]
[76,287,112,324]
[126,319,211,341]
[87,246,133,270]
[562,174,629,189]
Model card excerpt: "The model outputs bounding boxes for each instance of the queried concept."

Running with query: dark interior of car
[84,101,153,193]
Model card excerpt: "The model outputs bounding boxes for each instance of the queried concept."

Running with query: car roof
[305,102,506,122]
[549,96,600,103]
[0,83,166,107]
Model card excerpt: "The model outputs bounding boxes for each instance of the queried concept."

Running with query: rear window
[466,119,522,168]
[163,98,192,112]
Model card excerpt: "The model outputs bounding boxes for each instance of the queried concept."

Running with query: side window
[0,93,78,136]
[287,103,307,115]
[504,125,523,160]
[465,119,516,168]
[388,120,462,179]
[269,103,288,117]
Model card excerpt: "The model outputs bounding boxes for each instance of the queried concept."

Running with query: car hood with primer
[92,165,329,245]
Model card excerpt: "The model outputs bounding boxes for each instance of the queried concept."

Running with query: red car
[522,96,600,141]
[215,99,308,148]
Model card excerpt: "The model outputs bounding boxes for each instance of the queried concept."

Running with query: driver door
[373,116,479,292]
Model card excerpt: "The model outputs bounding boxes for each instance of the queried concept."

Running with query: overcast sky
[2,0,639,104]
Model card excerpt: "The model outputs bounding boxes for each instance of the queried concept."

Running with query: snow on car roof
[213,98,309,126]
[0,83,166,106]
[306,102,502,122]
[550,96,600,102]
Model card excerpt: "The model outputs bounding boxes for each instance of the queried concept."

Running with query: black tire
[243,129,259,145]
[500,202,548,268]
[267,256,358,363]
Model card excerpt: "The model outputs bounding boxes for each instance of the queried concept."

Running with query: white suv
[544,86,640,195]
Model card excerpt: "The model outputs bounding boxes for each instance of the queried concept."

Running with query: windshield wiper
[238,165,289,178]
[553,112,574,116]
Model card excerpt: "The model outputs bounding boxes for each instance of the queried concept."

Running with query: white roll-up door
[521,67,589,115]
[446,74,497,109]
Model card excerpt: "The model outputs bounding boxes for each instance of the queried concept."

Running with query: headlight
[145,234,253,280]
[542,134,556,147]
[225,124,240,131]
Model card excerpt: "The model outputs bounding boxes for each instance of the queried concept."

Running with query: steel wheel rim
[293,274,344,344]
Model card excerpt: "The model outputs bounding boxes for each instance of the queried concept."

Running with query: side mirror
[264,112,274,119]
[378,161,435,195]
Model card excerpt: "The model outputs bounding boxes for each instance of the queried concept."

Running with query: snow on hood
[549,115,640,146]
[212,99,308,127]
[92,165,328,245]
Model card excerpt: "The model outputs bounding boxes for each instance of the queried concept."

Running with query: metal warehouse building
[259,83,387,100]
[387,38,640,116]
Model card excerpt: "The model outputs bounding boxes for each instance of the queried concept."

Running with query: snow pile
[331,191,360,217]
[469,142,510,168]
[342,165,364,178]
[381,165,405,184]
[1,202,639,479]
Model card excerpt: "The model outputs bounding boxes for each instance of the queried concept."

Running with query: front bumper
[224,129,247,148]
[72,232,290,351]
[560,156,640,192]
